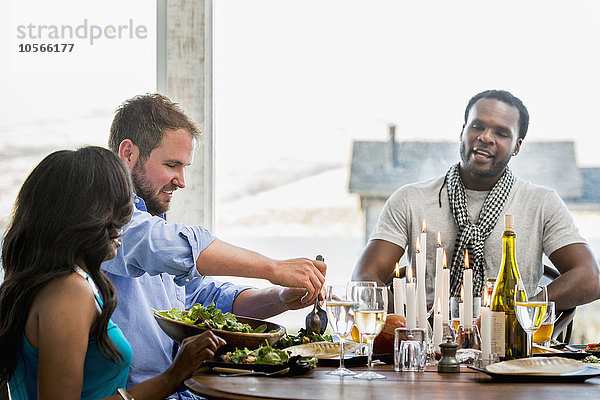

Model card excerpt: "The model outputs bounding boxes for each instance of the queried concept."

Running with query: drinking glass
[394,328,426,372]
[399,340,423,371]
[533,301,555,347]
[353,286,388,380]
[346,281,376,346]
[455,324,481,365]
[325,285,358,376]
[514,282,548,357]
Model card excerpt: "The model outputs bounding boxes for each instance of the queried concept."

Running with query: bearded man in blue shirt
[102,93,326,399]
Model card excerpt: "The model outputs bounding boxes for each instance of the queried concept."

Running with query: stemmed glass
[514,283,548,357]
[353,286,388,380]
[346,281,376,347]
[533,301,555,347]
[346,281,377,302]
[325,285,359,376]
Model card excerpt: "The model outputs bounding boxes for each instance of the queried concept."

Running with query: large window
[214,1,600,337]
[2,0,600,341]
[0,0,156,279]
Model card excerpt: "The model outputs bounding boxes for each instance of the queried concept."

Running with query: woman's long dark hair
[0,146,133,382]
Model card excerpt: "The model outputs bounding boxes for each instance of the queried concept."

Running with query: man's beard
[459,143,510,179]
[131,161,171,216]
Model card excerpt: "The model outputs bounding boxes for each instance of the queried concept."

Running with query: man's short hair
[108,93,201,159]
[464,90,529,140]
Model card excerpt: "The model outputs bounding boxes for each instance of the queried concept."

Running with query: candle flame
[464,249,469,269]
[443,250,447,268]
[394,262,400,278]
[407,265,413,281]
[416,237,421,253]
[460,284,464,302]
[437,302,441,314]
[437,231,441,246]
[422,220,427,232]
[483,290,490,307]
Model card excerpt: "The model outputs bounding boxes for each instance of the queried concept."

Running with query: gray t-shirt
[371,175,585,301]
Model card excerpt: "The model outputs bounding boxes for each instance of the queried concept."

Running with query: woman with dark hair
[0,146,224,400]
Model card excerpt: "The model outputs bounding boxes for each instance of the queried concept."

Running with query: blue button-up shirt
[102,196,252,393]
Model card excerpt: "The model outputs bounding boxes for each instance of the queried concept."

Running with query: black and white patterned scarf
[445,163,514,297]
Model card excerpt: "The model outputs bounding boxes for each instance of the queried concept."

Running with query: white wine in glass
[325,285,358,376]
[347,281,376,345]
[514,283,547,357]
[353,286,387,380]
[354,310,386,341]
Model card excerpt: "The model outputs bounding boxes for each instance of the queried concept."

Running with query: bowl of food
[153,303,286,350]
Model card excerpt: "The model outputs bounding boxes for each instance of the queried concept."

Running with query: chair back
[543,264,576,343]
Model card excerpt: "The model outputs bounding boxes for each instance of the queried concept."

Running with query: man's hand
[270,258,327,305]
[278,286,326,311]
[277,287,312,310]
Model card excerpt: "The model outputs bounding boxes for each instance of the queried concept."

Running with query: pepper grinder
[437,336,460,373]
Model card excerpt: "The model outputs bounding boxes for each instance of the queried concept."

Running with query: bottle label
[490,311,506,357]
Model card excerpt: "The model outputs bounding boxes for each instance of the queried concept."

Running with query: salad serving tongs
[304,255,328,334]
[214,367,290,377]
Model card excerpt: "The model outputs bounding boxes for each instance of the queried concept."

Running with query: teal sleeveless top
[9,267,133,400]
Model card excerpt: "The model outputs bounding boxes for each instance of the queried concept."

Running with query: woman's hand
[115,331,226,400]
[164,331,226,388]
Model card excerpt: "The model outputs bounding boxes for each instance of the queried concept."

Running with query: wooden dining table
[184,363,600,400]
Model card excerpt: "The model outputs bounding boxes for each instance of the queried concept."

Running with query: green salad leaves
[276,328,333,348]
[156,303,270,333]
[223,341,291,365]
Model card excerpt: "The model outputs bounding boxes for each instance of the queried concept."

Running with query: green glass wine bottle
[489,215,527,360]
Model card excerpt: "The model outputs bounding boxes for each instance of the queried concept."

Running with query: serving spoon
[305,255,328,334]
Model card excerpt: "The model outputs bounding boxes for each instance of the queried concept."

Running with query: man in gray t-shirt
[352,90,599,313]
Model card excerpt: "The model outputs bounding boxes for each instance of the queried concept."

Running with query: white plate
[286,341,362,359]
[486,357,584,375]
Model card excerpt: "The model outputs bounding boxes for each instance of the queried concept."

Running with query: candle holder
[442,321,455,342]
[455,324,481,366]
[394,328,426,372]
[450,296,481,322]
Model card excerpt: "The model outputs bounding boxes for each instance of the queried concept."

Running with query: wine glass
[346,281,376,346]
[353,286,388,380]
[325,285,359,376]
[346,281,377,303]
[514,282,548,357]
[533,301,555,347]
